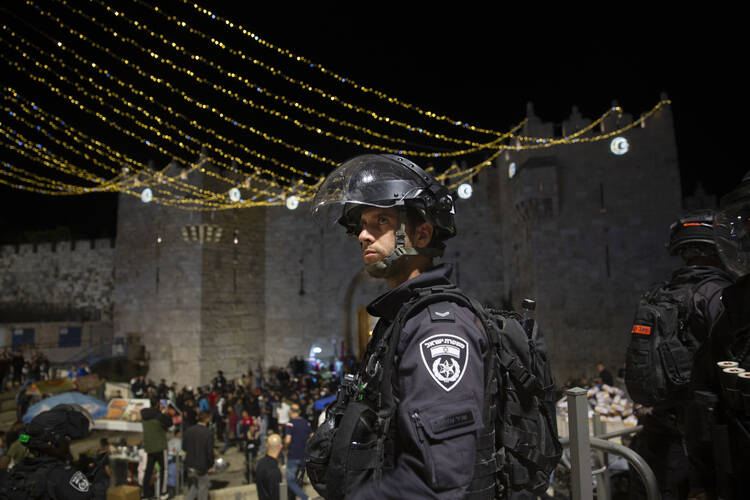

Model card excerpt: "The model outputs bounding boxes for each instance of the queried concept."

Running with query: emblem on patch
[69,471,90,493]
[419,334,469,391]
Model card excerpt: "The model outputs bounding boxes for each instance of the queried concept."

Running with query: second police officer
[307,154,492,499]
[625,209,733,500]
[0,404,108,499]
[690,170,750,500]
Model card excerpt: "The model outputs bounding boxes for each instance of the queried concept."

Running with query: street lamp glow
[457,183,473,199]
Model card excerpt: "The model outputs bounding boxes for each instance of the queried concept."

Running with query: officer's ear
[412,221,434,249]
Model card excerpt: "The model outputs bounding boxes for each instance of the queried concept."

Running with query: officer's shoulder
[403,298,484,336]
[403,298,469,324]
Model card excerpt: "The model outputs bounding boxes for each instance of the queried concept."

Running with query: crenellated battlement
[0,238,115,257]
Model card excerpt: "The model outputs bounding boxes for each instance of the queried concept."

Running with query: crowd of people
[0,351,345,499]
[120,359,346,499]
[0,348,52,392]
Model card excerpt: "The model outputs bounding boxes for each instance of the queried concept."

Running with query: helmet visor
[715,201,750,277]
[311,154,426,227]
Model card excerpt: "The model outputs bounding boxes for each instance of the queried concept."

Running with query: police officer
[309,154,490,499]
[626,209,733,500]
[0,404,107,499]
[690,171,750,500]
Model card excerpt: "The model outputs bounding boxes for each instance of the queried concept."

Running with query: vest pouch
[658,337,692,388]
[410,398,482,491]
[323,401,384,500]
[305,396,349,499]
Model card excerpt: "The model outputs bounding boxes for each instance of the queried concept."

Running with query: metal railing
[563,387,659,500]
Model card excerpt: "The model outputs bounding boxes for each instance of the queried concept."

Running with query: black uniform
[255,455,282,500]
[628,265,732,500]
[689,273,750,499]
[1,455,96,499]
[346,264,487,500]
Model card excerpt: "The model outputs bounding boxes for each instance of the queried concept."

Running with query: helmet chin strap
[365,209,443,279]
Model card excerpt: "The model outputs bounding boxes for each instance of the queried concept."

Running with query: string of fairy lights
[0,0,672,210]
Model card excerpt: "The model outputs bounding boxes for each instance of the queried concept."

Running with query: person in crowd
[255,433,283,500]
[140,401,172,499]
[284,403,312,500]
[168,428,183,460]
[276,397,291,433]
[183,410,214,500]
[77,363,91,378]
[157,379,169,400]
[131,375,147,399]
[597,362,614,386]
[221,405,239,454]
[244,416,261,484]
[239,410,252,451]
[88,437,113,498]
[214,394,226,443]
[11,351,24,387]
[213,370,227,394]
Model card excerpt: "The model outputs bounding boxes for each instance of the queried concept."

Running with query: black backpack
[305,285,562,499]
[625,276,717,407]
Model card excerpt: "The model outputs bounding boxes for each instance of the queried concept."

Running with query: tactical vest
[305,286,498,499]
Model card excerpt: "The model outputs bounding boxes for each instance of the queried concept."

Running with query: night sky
[0,4,744,243]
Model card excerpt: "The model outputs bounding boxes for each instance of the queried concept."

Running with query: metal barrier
[563,387,659,500]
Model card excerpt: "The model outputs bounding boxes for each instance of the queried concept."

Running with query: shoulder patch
[69,470,90,493]
[419,333,469,391]
[427,303,455,322]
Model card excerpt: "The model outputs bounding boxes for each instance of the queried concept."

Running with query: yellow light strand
[175,0,508,137]
[3,10,330,173]
[26,2,505,158]
[3,88,322,207]
[0,32,309,187]
[0,50,312,200]
[115,0,496,150]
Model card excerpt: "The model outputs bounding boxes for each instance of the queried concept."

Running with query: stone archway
[342,270,387,358]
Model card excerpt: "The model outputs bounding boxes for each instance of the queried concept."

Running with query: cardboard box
[106,485,141,500]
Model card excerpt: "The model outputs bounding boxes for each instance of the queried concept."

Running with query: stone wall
[497,102,683,382]
[262,205,385,369]
[0,239,115,323]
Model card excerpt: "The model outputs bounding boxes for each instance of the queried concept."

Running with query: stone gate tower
[113,162,265,388]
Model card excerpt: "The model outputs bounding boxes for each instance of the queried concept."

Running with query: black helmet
[667,209,717,256]
[714,170,750,277]
[312,154,456,277]
[312,154,456,242]
[19,404,93,450]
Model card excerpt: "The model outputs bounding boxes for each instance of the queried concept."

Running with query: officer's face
[357,207,432,264]
[358,207,400,265]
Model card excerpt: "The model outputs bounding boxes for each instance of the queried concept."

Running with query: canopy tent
[23,392,108,423]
